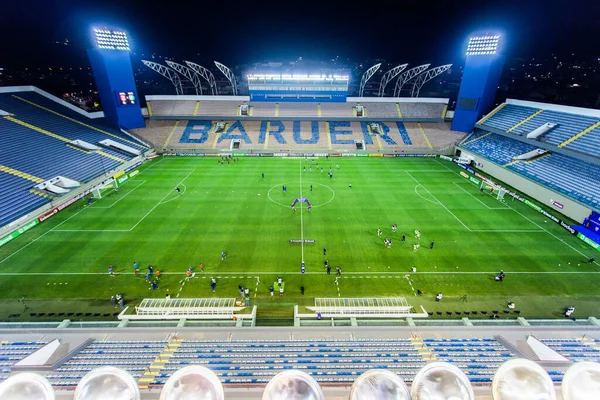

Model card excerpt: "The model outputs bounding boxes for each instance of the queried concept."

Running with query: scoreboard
[117,91,137,106]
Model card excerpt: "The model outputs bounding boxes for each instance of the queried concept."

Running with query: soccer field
[1,156,599,320]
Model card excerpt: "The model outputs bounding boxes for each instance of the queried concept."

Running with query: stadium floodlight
[393,64,429,97]
[165,60,203,95]
[410,64,452,97]
[93,28,130,51]
[378,64,408,97]
[184,61,217,95]
[466,35,500,56]
[214,61,238,95]
[246,74,349,82]
[359,63,381,97]
[141,60,183,95]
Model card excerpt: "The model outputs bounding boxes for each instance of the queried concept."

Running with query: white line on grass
[2,270,599,276]
[405,171,471,231]
[413,185,441,205]
[90,180,147,209]
[434,159,456,172]
[335,277,340,297]
[254,276,260,298]
[404,275,416,296]
[0,206,88,265]
[299,160,305,263]
[439,164,599,266]
[502,199,599,266]
[160,183,187,205]
[52,169,196,233]
[452,182,509,210]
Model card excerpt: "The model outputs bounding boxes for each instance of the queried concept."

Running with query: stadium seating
[0,90,149,228]
[316,103,354,117]
[0,92,147,152]
[0,341,47,381]
[360,102,399,118]
[399,103,446,119]
[539,338,600,363]
[480,103,600,158]
[248,102,275,117]
[196,101,239,117]
[278,102,318,117]
[422,338,515,383]
[461,132,539,165]
[461,132,600,208]
[139,119,460,153]
[509,153,600,208]
[47,340,168,388]
[154,339,427,384]
[0,172,49,228]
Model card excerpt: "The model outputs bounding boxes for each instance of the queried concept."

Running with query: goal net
[480,181,507,202]
[92,180,117,199]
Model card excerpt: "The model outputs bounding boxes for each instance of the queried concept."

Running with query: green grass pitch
[0,156,598,320]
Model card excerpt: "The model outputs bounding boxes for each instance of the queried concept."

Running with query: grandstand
[0,87,149,229]
[145,96,449,122]
[0,325,599,398]
[478,99,600,159]
[136,119,462,153]
[460,99,600,211]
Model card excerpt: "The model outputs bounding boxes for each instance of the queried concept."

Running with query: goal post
[92,179,117,199]
[480,180,508,202]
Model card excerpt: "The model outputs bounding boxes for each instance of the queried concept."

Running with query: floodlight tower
[87,28,145,129]
[451,34,505,133]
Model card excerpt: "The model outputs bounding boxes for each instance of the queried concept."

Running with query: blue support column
[452,53,505,133]
[88,48,145,130]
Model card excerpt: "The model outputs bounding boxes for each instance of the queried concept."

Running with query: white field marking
[470,229,545,233]
[299,160,305,263]
[452,182,509,210]
[160,183,187,205]
[404,274,416,296]
[334,277,340,297]
[405,171,471,231]
[267,182,335,208]
[1,270,600,276]
[439,163,599,266]
[90,180,147,209]
[434,159,456,172]
[413,184,441,206]
[254,276,260,298]
[3,158,169,263]
[52,169,196,233]
[403,170,454,173]
[502,198,600,266]
[0,205,89,265]
[142,157,165,171]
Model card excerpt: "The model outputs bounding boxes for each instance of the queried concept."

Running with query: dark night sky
[1,0,598,68]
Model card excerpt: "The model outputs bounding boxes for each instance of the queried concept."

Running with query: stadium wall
[458,149,592,222]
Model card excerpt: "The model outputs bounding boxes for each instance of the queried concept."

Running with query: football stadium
[0,26,599,399]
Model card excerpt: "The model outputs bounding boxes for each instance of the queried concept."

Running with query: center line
[299,160,305,263]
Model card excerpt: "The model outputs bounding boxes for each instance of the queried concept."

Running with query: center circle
[267,182,335,208]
